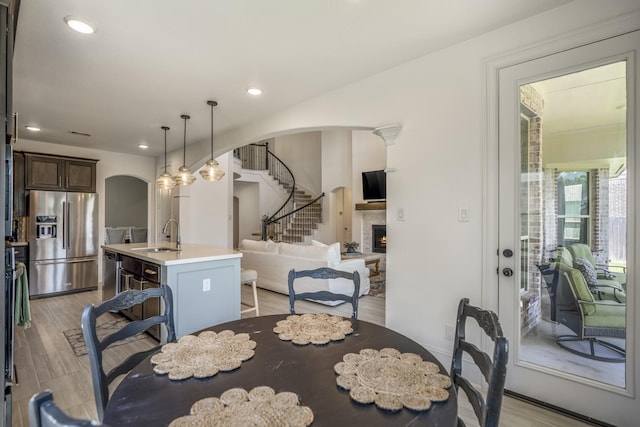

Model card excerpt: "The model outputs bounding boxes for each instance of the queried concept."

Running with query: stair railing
[235,142,325,242]
[263,193,325,243]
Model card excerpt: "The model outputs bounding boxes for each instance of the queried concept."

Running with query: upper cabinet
[25,153,97,192]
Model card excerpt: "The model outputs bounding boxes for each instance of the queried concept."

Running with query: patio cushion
[558,263,596,315]
[574,258,598,288]
[556,247,573,267]
[584,304,626,329]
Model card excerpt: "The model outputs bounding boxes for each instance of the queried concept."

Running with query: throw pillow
[573,258,598,288]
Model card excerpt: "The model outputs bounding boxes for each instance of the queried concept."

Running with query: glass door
[497,31,638,426]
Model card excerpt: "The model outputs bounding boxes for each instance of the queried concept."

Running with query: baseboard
[503,389,616,427]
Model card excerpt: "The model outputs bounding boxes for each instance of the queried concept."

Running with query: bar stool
[240,268,260,316]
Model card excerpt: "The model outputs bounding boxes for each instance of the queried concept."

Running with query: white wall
[319,130,353,244]
[179,152,234,248]
[272,132,322,195]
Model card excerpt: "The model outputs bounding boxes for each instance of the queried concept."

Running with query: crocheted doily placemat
[334,348,451,411]
[273,313,353,345]
[151,330,257,380]
[168,386,314,427]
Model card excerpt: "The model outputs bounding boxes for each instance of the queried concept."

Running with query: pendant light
[156,126,176,189]
[173,114,196,185]
[199,100,225,181]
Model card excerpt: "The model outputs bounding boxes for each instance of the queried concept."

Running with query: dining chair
[29,390,107,427]
[129,227,148,243]
[81,284,176,421]
[288,267,360,319]
[104,227,127,244]
[450,298,508,427]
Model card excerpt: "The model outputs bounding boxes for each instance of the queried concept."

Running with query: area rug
[368,271,385,298]
[63,315,147,357]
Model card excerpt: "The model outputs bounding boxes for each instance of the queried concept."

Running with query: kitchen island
[101,243,242,341]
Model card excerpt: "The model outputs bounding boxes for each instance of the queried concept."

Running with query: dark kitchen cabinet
[25,153,97,192]
[12,150,24,215]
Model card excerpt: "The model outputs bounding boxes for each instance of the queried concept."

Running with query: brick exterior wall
[520,85,544,335]
[592,168,610,266]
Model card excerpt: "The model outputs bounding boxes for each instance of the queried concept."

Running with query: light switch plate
[203,278,211,292]
[458,207,470,222]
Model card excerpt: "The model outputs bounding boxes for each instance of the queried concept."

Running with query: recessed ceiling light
[138,143,149,149]
[64,16,95,34]
[247,88,262,96]
[25,126,41,132]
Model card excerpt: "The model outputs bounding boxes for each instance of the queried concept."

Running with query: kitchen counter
[101,242,242,340]
[101,242,241,265]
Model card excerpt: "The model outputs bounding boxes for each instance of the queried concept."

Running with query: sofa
[239,239,370,305]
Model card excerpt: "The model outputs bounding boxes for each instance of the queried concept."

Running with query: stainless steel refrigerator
[28,190,99,297]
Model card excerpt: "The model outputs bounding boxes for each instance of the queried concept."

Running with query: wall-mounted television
[362,170,386,201]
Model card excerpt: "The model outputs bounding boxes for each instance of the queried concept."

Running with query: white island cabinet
[101,243,242,340]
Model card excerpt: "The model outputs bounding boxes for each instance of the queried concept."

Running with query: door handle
[503,249,513,258]
[502,268,514,277]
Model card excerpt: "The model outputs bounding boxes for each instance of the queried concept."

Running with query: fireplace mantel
[355,202,386,211]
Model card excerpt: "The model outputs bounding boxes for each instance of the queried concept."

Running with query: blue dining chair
[29,390,108,427]
[82,284,176,421]
[288,267,360,319]
[450,298,509,427]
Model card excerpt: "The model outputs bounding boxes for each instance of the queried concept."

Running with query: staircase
[235,143,324,243]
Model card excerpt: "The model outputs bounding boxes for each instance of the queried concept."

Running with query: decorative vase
[347,246,357,254]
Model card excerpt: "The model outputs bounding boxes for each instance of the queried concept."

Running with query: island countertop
[101,242,242,266]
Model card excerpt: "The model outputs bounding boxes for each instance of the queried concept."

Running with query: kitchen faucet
[162,218,181,249]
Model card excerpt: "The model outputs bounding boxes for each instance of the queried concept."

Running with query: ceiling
[12,0,572,157]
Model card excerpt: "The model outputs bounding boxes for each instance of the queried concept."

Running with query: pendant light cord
[207,100,218,160]
[180,114,190,166]
[163,127,168,173]
[210,103,214,157]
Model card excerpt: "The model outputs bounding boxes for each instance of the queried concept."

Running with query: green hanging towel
[14,261,31,328]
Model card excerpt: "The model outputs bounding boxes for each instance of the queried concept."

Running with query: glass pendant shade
[175,165,196,185]
[173,114,196,186]
[156,171,176,189]
[156,126,176,189]
[199,100,225,181]
[200,158,225,181]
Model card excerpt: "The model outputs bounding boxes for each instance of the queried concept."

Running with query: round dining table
[103,314,458,426]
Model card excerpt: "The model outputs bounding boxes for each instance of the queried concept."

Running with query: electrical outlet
[445,324,455,341]
[203,278,211,292]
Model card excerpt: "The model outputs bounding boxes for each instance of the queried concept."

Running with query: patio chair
[555,266,626,363]
[555,247,625,302]
[81,284,176,421]
[537,263,561,321]
[567,243,626,286]
[450,298,508,427]
[29,390,107,427]
[288,267,360,319]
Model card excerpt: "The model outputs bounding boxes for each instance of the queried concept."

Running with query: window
[557,171,589,246]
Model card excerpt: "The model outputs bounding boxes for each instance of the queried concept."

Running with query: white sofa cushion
[239,239,370,304]
[240,239,279,254]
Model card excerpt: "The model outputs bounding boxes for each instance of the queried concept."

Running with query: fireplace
[372,225,386,253]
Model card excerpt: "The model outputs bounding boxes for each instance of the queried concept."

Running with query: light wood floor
[11,286,594,426]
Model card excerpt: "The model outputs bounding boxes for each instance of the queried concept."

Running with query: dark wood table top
[104,314,458,426]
